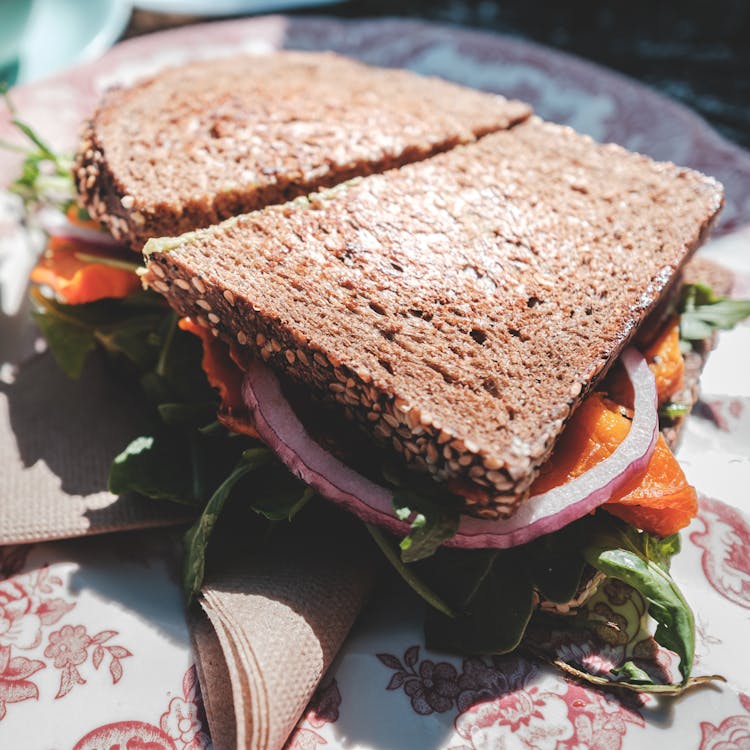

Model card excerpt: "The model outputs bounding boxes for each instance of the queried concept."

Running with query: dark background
[289,0,749,149]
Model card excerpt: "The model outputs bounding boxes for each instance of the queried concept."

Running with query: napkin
[191,526,376,750]
[0,350,192,544]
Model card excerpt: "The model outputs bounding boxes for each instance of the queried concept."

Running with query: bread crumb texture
[75,51,530,249]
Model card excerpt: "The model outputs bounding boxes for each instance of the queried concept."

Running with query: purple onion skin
[241,347,658,550]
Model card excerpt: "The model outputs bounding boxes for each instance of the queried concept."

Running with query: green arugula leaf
[367,524,456,617]
[93,316,164,371]
[659,402,691,419]
[1,90,74,207]
[72,252,140,273]
[426,549,535,655]
[30,288,170,376]
[526,523,588,604]
[613,660,654,684]
[644,532,680,572]
[582,517,695,684]
[393,490,460,563]
[109,432,198,504]
[182,448,273,601]
[415,526,586,655]
[532,647,723,695]
[157,402,220,428]
[679,282,750,343]
[246,465,315,521]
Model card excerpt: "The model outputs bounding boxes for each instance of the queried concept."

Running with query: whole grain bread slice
[75,51,530,250]
[143,117,723,518]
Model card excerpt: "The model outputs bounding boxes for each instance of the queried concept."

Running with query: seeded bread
[143,118,723,518]
[75,52,531,250]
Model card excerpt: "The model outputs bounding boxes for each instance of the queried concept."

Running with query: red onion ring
[241,347,658,549]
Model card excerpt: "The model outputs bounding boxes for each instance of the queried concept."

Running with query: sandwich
[9,52,750,693]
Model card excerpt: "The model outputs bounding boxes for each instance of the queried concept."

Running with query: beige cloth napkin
[0,351,191,544]
[191,529,376,750]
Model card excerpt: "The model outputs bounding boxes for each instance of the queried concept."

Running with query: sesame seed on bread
[74,51,531,250]
[143,117,723,517]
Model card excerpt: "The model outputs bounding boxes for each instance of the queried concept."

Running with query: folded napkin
[0,351,191,544]
[191,527,376,750]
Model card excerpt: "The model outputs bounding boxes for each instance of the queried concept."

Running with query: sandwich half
[142,117,723,520]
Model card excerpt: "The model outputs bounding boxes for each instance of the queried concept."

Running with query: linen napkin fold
[0,351,192,544]
[190,528,376,750]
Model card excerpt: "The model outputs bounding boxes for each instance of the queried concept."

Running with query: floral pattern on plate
[73,665,211,750]
[690,497,750,610]
[0,534,200,748]
[376,647,645,750]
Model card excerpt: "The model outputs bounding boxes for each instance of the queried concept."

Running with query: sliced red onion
[241,347,658,549]
[241,358,404,532]
[37,206,125,249]
[453,347,658,547]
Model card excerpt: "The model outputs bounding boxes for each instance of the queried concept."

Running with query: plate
[1,16,750,749]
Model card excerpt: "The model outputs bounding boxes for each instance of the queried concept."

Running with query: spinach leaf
[582,517,695,683]
[182,448,273,601]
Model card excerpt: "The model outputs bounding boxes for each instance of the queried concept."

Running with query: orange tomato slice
[30,235,140,304]
[531,392,697,536]
[607,320,685,407]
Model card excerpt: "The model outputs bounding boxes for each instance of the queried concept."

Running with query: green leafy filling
[678,281,750,346]
[375,514,697,689]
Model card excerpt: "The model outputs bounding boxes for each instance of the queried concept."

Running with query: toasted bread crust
[74,52,530,250]
[144,118,723,517]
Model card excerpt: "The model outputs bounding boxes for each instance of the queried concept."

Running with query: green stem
[526,644,724,696]
[73,252,141,273]
[156,311,178,377]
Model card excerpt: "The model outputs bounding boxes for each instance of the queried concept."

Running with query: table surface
[127,1,750,151]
